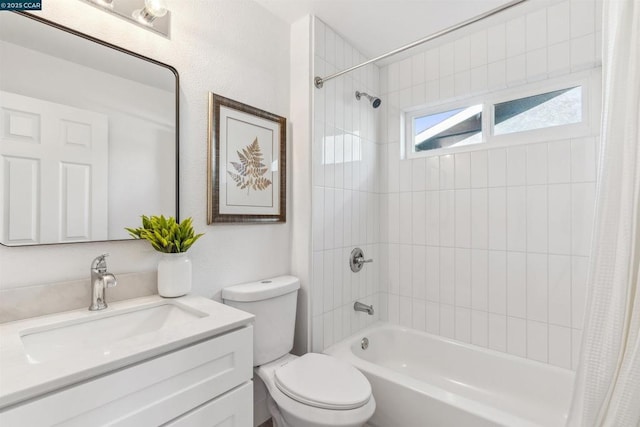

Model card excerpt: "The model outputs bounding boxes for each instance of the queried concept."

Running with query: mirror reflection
[0,12,178,246]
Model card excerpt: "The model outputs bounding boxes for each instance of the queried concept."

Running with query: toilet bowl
[222,276,375,427]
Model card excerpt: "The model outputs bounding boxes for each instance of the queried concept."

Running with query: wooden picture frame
[207,93,286,224]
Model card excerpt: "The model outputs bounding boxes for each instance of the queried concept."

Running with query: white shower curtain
[567,0,640,426]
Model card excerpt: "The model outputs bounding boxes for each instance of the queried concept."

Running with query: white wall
[0,0,292,301]
[311,18,382,352]
[378,0,602,369]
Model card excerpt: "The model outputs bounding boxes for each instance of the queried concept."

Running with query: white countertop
[0,295,253,409]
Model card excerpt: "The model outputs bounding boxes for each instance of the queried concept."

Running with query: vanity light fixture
[80,0,171,37]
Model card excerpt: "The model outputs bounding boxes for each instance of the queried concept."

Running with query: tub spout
[354,301,374,315]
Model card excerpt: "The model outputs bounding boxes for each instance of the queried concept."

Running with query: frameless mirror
[0,12,178,246]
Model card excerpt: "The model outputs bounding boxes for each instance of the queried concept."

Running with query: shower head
[355,91,382,109]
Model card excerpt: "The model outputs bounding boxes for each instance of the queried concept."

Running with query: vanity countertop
[0,295,253,409]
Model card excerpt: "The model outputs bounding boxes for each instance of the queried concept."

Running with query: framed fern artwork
[207,93,287,223]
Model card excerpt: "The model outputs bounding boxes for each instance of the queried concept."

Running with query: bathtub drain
[361,337,369,350]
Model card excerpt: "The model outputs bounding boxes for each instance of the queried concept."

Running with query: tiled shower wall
[311,18,382,352]
[378,0,602,369]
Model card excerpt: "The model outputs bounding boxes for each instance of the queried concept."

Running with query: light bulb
[144,0,167,18]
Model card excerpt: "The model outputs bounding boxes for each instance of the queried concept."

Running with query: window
[404,73,595,158]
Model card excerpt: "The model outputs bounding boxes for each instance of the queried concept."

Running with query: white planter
[157,252,192,297]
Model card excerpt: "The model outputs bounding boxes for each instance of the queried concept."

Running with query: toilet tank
[222,275,300,366]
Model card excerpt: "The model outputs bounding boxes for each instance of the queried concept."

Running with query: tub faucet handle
[350,247,373,272]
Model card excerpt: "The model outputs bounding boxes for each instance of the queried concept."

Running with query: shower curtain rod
[314,0,528,89]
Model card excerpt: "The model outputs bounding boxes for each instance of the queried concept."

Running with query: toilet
[222,275,375,427]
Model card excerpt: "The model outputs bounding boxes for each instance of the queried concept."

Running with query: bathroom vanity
[0,295,254,426]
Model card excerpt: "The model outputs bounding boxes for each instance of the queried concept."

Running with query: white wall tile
[549,325,572,368]
[412,245,426,300]
[572,256,589,329]
[526,9,548,51]
[548,140,571,183]
[313,252,324,316]
[440,75,455,100]
[548,1,571,44]
[412,192,427,245]
[548,42,571,76]
[399,244,412,297]
[487,60,507,90]
[399,159,412,192]
[471,249,489,311]
[455,71,471,98]
[426,156,440,190]
[571,34,596,71]
[506,17,526,57]
[507,187,527,251]
[398,57,412,90]
[471,150,488,188]
[527,48,548,82]
[470,66,488,94]
[426,301,440,334]
[507,317,527,357]
[454,37,471,73]
[440,190,455,247]
[455,190,471,248]
[455,307,472,343]
[488,188,507,250]
[425,49,440,81]
[506,54,527,86]
[527,185,548,253]
[507,252,527,318]
[439,43,455,77]
[470,30,488,68]
[455,248,472,308]
[323,311,334,348]
[399,296,412,327]
[388,294,399,324]
[488,250,507,314]
[412,157,427,191]
[527,320,548,362]
[571,0,595,38]
[399,192,412,244]
[471,310,489,347]
[440,304,455,338]
[507,146,527,186]
[549,255,572,327]
[388,244,400,295]
[426,246,440,302]
[455,152,471,189]
[440,154,455,190]
[312,315,324,352]
[488,149,507,187]
[489,313,507,352]
[440,248,455,305]
[571,182,596,256]
[572,328,583,369]
[487,23,506,62]
[548,184,572,254]
[412,299,426,331]
[412,52,425,86]
[571,137,597,182]
[471,189,489,249]
[426,191,440,246]
[527,253,548,322]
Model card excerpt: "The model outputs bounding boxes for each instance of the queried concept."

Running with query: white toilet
[222,275,375,427]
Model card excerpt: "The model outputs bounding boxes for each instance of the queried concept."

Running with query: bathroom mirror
[0,12,178,246]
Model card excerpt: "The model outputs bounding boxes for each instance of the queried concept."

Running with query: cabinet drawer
[165,381,252,427]
[0,326,253,427]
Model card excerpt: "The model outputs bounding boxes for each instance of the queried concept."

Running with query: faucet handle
[91,253,110,270]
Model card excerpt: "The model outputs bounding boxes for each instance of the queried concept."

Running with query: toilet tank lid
[222,275,300,302]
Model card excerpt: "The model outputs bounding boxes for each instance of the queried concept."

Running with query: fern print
[228,138,272,194]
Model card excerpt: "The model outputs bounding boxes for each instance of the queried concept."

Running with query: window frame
[402,69,600,159]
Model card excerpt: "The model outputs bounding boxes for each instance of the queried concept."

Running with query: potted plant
[126,215,204,297]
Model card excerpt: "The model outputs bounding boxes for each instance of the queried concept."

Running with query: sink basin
[20,302,206,364]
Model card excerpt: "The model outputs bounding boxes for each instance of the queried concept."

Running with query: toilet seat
[274,353,371,410]
[256,353,376,427]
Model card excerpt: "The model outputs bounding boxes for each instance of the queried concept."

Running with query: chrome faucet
[89,253,117,311]
[354,301,374,315]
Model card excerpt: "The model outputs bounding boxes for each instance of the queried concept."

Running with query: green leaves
[125,215,204,253]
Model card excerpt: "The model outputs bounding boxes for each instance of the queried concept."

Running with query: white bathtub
[324,323,575,427]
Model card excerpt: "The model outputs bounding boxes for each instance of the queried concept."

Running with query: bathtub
[324,322,575,427]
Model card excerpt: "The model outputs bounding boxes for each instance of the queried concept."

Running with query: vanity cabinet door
[0,326,253,427]
[164,381,252,427]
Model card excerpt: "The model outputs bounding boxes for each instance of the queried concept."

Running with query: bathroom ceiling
[254,0,516,61]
